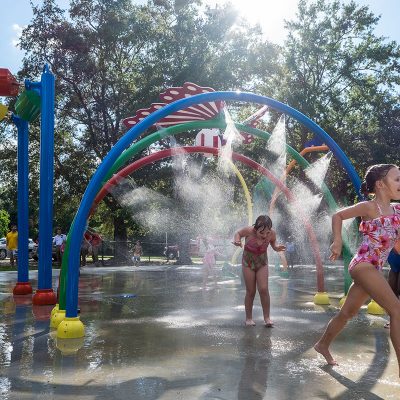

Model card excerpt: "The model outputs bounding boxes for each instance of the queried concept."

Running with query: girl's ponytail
[360,181,370,197]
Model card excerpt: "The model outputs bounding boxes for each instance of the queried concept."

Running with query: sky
[0,0,400,74]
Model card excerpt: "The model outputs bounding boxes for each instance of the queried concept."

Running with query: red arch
[91,146,325,292]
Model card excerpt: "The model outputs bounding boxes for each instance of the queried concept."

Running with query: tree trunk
[175,229,192,265]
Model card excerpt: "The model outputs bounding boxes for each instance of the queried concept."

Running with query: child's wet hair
[360,164,398,196]
[253,215,272,232]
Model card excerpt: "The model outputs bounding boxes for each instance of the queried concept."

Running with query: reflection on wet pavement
[0,264,398,399]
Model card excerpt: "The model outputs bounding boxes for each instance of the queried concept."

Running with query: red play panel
[0,68,19,97]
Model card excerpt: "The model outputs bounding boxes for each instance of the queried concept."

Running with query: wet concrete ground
[0,263,399,399]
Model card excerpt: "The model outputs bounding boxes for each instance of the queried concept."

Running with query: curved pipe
[65,91,359,318]
[227,160,253,264]
[92,154,253,222]
[103,122,339,211]
[91,146,325,292]
[266,145,330,273]
[269,145,330,213]
[223,159,253,225]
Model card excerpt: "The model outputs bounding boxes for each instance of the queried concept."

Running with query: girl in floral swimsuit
[348,201,400,272]
[233,215,285,327]
[314,164,400,377]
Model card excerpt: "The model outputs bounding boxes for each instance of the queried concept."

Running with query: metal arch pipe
[64,91,359,319]
[89,146,325,293]
[92,150,253,224]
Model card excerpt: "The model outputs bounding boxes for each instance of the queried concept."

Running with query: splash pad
[53,87,363,339]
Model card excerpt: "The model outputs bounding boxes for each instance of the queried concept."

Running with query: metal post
[27,65,57,305]
[12,115,32,295]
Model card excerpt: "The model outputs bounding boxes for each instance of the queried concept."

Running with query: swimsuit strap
[375,200,396,217]
[374,200,383,216]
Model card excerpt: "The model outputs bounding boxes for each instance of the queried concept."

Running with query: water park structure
[3,68,388,343]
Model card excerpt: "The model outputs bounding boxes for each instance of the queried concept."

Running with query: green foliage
[15,0,279,242]
[0,210,10,237]
[259,0,400,200]
[2,0,398,246]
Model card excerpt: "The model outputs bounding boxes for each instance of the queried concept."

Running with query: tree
[259,0,400,200]
[17,0,280,260]
[0,210,10,237]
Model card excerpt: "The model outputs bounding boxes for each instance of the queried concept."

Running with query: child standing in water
[202,238,223,287]
[233,215,285,327]
[132,241,143,267]
[314,164,400,376]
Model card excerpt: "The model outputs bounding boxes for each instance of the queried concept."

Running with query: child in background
[314,164,400,377]
[202,238,223,287]
[90,231,102,266]
[285,237,296,269]
[233,215,285,327]
[80,231,92,267]
[132,241,143,267]
[53,227,66,267]
[6,225,18,268]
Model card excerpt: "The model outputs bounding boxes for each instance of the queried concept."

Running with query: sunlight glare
[206,0,299,44]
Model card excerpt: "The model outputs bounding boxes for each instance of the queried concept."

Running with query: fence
[98,240,173,264]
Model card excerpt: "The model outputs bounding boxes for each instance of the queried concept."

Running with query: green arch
[103,118,353,293]
[60,117,353,314]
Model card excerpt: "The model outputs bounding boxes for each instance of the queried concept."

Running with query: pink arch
[91,146,325,292]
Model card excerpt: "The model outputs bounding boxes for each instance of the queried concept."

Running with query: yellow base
[314,292,330,305]
[0,104,8,121]
[50,304,59,319]
[50,309,66,329]
[4,300,16,315]
[56,337,84,355]
[57,317,85,339]
[367,300,386,315]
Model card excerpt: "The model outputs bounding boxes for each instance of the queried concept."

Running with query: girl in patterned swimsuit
[233,215,285,327]
[314,164,400,377]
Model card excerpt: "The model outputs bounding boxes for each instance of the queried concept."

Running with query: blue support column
[26,65,57,305]
[12,115,32,295]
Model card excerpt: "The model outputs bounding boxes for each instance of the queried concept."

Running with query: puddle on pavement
[0,264,397,399]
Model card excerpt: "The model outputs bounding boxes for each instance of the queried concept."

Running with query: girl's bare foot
[264,319,274,328]
[314,343,338,365]
[245,319,256,326]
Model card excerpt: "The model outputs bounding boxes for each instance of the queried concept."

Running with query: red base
[13,282,33,295]
[32,304,54,321]
[13,294,32,306]
[32,289,57,305]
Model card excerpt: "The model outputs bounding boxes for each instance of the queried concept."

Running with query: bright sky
[0,0,399,74]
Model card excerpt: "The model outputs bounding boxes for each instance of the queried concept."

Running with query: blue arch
[65,91,362,317]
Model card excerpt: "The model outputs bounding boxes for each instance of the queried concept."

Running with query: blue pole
[13,115,29,283]
[64,91,362,317]
[26,65,55,292]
